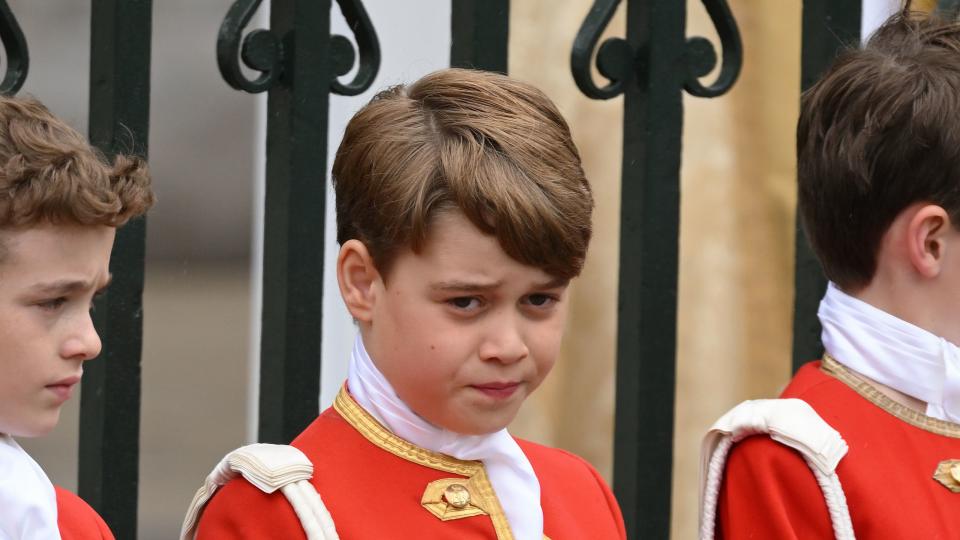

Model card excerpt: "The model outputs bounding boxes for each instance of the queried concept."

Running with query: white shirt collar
[346,334,543,540]
[0,434,61,540]
[819,282,960,423]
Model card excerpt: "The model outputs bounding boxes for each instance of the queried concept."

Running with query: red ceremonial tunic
[718,358,960,539]
[196,389,625,539]
[56,487,114,540]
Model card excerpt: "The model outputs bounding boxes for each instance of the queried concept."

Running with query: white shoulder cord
[180,443,339,540]
[698,399,855,540]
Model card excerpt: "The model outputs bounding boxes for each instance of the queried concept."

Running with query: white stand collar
[346,334,543,540]
[819,282,960,423]
[0,434,60,540]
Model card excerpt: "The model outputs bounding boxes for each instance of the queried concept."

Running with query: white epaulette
[698,398,854,540]
[179,443,339,540]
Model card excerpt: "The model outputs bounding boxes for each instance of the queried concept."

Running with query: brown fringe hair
[0,95,153,238]
[332,68,593,281]
[798,9,960,289]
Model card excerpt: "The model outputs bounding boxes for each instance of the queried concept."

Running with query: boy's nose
[479,321,529,365]
[61,312,103,362]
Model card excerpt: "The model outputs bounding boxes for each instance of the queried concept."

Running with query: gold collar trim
[333,386,515,539]
[821,355,960,438]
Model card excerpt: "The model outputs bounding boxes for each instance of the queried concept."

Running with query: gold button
[950,464,960,484]
[443,483,470,509]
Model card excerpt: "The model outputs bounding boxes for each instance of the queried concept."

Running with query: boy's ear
[906,204,950,279]
[337,239,380,322]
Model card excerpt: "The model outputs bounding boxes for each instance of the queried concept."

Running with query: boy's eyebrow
[533,277,570,289]
[431,279,504,292]
[431,276,569,292]
[29,274,113,295]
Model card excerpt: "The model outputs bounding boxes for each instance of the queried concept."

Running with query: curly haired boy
[0,95,153,539]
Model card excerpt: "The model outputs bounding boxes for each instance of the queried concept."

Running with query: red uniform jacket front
[197,388,625,539]
[56,487,114,540]
[718,358,960,539]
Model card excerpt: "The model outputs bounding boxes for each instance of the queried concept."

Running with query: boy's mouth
[46,375,81,402]
[470,381,522,399]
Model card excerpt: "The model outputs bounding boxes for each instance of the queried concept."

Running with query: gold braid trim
[333,386,516,539]
[821,354,960,438]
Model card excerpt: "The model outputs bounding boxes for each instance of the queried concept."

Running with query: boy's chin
[412,397,521,435]
[440,413,516,436]
[3,413,61,438]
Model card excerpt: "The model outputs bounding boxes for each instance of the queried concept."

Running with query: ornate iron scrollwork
[217,0,379,96]
[570,0,742,100]
[571,0,627,100]
[330,0,380,96]
[683,0,742,98]
[0,0,28,95]
[217,0,280,93]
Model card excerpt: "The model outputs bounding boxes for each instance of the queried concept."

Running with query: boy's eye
[38,297,67,310]
[524,293,557,308]
[448,296,481,310]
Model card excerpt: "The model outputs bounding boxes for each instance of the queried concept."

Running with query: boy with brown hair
[700,9,960,539]
[184,68,625,539]
[0,95,153,538]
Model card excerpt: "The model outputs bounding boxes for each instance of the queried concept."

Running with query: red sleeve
[54,487,114,540]
[555,448,627,540]
[195,477,307,540]
[716,436,833,540]
[582,455,627,540]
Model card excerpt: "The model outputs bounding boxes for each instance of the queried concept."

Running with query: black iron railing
[77,2,152,539]
[451,0,509,73]
[572,1,742,537]
[217,0,380,445]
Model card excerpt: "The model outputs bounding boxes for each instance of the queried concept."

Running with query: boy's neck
[854,274,959,346]
[839,280,944,415]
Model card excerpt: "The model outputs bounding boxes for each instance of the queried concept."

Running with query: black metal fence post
[77,1,152,538]
[217,0,379,444]
[572,0,741,537]
[791,3,860,373]
[451,0,509,73]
